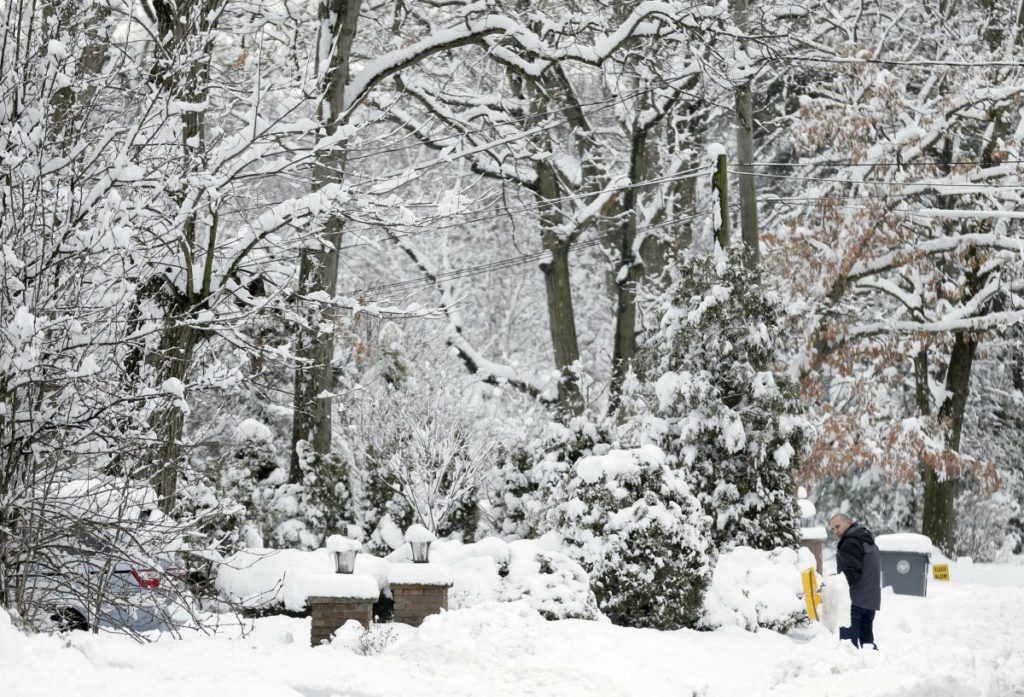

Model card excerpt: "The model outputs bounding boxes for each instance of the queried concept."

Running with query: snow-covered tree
[637,249,807,551]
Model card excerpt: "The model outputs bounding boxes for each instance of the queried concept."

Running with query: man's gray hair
[829,512,853,524]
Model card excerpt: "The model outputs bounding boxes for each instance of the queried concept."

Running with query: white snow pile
[404,523,436,544]
[296,573,379,602]
[819,571,851,632]
[325,535,362,554]
[215,548,388,612]
[700,545,815,632]
[388,563,454,586]
[876,532,933,554]
[216,535,601,620]
[427,535,602,621]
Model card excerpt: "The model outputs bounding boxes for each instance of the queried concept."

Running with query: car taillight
[130,568,160,589]
[164,566,187,580]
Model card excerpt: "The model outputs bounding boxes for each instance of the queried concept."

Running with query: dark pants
[840,605,876,648]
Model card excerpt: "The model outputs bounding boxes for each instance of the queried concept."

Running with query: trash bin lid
[875,533,932,554]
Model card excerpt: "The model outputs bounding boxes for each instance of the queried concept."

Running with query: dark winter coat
[837,522,882,611]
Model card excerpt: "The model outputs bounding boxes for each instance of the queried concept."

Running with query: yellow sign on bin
[933,563,950,581]
[802,567,822,621]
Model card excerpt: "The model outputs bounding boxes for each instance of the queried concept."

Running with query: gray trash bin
[875,533,931,597]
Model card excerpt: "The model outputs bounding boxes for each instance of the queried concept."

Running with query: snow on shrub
[488,418,609,540]
[546,444,714,629]
[699,546,815,633]
[215,535,601,621]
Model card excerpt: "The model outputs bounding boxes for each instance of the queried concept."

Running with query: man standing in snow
[829,512,881,649]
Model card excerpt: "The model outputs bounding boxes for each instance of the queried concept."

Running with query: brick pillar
[308,596,373,646]
[390,584,450,627]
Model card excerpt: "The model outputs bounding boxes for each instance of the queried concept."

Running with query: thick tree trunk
[289,0,362,481]
[536,162,583,415]
[922,331,977,554]
[609,128,649,412]
[148,307,199,510]
[145,0,218,512]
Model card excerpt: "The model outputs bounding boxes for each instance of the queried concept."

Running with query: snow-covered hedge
[699,546,815,633]
[214,535,601,621]
[547,444,714,629]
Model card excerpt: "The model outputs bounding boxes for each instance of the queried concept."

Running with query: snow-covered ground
[4,557,1023,697]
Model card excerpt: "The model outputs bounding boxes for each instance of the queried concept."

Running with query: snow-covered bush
[428,536,601,621]
[487,417,610,539]
[546,445,713,629]
[351,383,493,553]
[638,249,808,551]
[699,546,814,633]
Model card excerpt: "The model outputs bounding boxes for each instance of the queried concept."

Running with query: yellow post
[802,566,822,621]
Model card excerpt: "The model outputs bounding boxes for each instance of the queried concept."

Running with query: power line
[347,68,714,164]
[782,55,1024,68]
[746,170,1024,189]
[752,159,1024,168]
[339,164,714,251]
[355,208,709,298]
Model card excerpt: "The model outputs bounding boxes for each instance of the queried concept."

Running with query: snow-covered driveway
[4,562,1023,697]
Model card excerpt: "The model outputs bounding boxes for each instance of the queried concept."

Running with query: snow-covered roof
[876,533,932,554]
[388,562,454,587]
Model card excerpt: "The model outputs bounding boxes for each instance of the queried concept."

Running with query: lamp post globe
[333,548,359,574]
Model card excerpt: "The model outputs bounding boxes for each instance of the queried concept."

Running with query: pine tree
[638,249,807,551]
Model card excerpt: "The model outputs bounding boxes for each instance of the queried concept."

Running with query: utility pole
[711,147,730,249]
[733,0,759,267]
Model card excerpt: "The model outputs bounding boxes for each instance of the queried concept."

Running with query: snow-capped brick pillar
[302,573,380,646]
[309,596,374,645]
[388,563,454,627]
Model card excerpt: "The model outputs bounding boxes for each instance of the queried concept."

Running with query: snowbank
[700,546,814,632]
[5,560,1024,697]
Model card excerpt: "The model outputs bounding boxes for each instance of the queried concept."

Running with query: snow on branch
[848,233,1024,280]
[343,14,525,113]
[848,309,1024,337]
[384,233,552,404]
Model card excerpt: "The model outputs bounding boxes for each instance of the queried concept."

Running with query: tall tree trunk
[289,0,362,481]
[733,0,759,267]
[145,0,219,512]
[536,162,584,416]
[922,331,977,554]
[609,127,649,412]
[148,302,199,509]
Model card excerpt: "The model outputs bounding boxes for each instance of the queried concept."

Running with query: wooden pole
[733,0,759,267]
[711,150,730,249]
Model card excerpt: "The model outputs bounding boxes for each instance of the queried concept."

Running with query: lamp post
[404,523,436,564]
[409,540,431,564]
[325,535,362,574]
[333,548,358,574]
